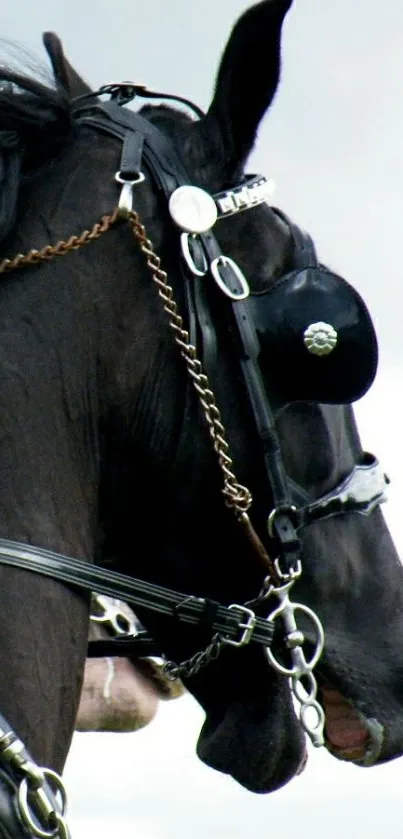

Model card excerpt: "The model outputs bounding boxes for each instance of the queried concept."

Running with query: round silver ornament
[303,321,338,356]
[169,185,218,234]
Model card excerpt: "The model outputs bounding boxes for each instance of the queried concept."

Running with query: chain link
[0,210,119,275]
[291,672,326,748]
[127,210,253,517]
[162,633,223,680]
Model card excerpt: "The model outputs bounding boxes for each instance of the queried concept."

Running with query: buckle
[267,504,298,539]
[221,604,256,647]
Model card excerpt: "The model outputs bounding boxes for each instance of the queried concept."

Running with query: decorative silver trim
[266,579,325,748]
[91,593,139,637]
[115,169,145,216]
[169,185,218,233]
[303,321,338,356]
[180,232,208,277]
[214,176,275,218]
[210,255,250,300]
[303,455,388,521]
[331,460,387,510]
[221,605,256,647]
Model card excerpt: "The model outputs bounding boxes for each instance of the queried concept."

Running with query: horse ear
[42,32,92,98]
[204,0,293,172]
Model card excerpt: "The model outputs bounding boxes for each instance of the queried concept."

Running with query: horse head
[0,6,401,836]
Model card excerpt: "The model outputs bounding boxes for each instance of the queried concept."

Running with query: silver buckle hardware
[221,604,256,647]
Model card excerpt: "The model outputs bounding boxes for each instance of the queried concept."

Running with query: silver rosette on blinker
[303,321,338,356]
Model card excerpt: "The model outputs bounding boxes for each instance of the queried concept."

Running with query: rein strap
[0,538,275,650]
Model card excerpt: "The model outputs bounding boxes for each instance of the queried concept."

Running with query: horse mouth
[318,681,384,766]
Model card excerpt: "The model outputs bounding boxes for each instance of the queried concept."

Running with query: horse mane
[0,57,72,167]
[0,49,76,245]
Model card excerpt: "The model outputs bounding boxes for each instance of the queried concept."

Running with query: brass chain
[126,210,253,516]
[0,209,119,275]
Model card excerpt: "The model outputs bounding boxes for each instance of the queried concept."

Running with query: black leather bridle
[0,74,393,839]
[0,83,389,656]
[0,82,391,839]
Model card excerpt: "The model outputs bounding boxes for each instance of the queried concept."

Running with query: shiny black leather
[0,770,28,839]
[0,539,276,648]
[248,223,378,405]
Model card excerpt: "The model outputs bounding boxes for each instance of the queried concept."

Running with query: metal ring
[115,170,145,186]
[180,233,208,277]
[265,602,325,677]
[115,171,145,217]
[18,769,68,839]
[299,698,326,746]
[291,671,317,704]
[210,256,250,300]
[274,555,302,582]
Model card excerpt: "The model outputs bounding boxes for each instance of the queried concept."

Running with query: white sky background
[3,0,403,835]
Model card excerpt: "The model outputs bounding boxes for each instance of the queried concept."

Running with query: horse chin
[192,654,386,791]
[190,647,307,794]
[319,682,384,766]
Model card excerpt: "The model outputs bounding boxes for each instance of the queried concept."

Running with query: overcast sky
[3,1,403,836]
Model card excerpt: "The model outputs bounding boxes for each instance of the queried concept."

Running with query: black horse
[0,1,403,835]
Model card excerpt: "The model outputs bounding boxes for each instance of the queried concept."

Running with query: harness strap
[87,633,160,658]
[119,131,144,179]
[226,289,302,569]
[76,102,188,193]
[95,108,302,565]
[73,82,206,120]
[0,538,275,649]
